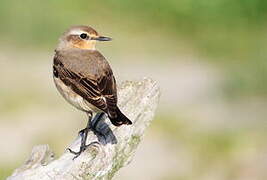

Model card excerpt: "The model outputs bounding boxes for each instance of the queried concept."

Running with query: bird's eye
[80,33,88,39]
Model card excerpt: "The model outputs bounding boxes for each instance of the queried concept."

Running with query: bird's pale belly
[53,76,102,113]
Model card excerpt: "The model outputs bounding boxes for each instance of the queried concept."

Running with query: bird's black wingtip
[109,108,132,126]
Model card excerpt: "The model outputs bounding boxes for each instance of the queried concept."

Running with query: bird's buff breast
[53,76,101,113]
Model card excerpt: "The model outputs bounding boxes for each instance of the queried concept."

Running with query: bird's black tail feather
[109,108,132,126]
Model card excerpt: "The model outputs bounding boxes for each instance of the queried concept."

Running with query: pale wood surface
[7,78,160,180]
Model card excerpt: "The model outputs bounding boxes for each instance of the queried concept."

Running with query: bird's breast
[53,76,102,113]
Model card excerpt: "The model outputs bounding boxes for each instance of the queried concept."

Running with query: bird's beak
[92,36,112,41]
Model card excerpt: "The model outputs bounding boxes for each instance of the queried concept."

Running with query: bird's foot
[67,141,100,160]
[93,129,106,141]
[79,127,105,141]
[90,112,107,140]
[78,127,89,137]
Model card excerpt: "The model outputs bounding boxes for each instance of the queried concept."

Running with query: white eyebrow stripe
[69,30,87,35]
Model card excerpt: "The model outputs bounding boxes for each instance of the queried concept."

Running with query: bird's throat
[73,41,96,50]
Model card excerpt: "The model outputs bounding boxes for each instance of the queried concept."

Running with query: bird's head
[57,25,112,50]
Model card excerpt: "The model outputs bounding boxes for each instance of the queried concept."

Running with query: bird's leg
[68,112,99,159]
[91,112,105,130]
[91,112,106,138]
[78,112,104,137]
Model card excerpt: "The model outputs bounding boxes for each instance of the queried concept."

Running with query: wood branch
[7,78,160,180]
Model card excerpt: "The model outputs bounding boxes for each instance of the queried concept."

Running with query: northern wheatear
[53,25,132,158]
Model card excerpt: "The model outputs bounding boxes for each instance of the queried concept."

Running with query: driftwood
[7,78,160,180]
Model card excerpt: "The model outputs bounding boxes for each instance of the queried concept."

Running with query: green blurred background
[1,0,267,179]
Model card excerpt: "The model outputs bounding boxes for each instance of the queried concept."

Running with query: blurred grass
[152,113,267,179]
[223,58,267,99]
[0,0,265,59]
[0,166,14,180]
[0,0,266,57]
[0,0,266,98]
[0,89,40,115]
[152,114,240,159]
[0,1,267,178]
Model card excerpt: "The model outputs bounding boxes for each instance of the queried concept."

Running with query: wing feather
[53,50,118,116]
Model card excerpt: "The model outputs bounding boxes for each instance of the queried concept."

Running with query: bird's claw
[67,141,100,160]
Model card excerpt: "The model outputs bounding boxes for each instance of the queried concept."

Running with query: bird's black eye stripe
[80,33,88,39]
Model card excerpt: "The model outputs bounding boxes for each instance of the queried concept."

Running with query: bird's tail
[109,108,132,126]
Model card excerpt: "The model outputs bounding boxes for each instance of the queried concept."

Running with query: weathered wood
[7,78,160,180]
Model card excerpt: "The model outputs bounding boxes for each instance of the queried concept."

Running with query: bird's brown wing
[53,50,118,115]
[98,72,118,117]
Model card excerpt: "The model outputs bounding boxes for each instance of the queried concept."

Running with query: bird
[53,25,132,158]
